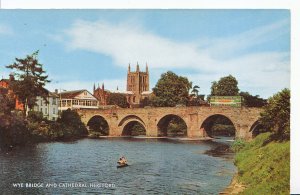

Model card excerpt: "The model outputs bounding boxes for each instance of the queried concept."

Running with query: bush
[259,88,290,140]
[28,111,44,122]
[57,109,88,137]
[0,113,31,148]
[231,139,246,152]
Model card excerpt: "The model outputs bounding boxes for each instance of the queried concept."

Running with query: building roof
[58,89,97,100]
[58,89,86,99]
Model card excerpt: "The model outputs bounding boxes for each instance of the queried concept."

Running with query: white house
[58,89,99,111]
[33,92,59,121]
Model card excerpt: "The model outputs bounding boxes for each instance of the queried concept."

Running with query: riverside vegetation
[0,109,88,150]
[230,133,289,194]
[229,88,290,194]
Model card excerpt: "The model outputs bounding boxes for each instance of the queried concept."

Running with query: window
[45,108,48,114]
[40,99,43,106]
[52,98,56,105]
[133,96,136,103]
[53,108,56,114]
[40,108,43,113]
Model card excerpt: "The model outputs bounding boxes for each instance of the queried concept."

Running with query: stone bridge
[78,106,262,140]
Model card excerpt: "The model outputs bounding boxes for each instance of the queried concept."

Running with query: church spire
[136,62,140,72]
[146,63,148,73]
[93,83,96,92]
[102,83,104,91]
[128,63,131,73]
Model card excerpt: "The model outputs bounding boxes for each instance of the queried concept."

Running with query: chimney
[9,73,15,81]
[55,89,58,94]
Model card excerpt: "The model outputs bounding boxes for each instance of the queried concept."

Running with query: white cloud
[59,18,289,98]
[46,79,126,94]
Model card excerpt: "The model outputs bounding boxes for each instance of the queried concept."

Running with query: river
[0,137,236,194]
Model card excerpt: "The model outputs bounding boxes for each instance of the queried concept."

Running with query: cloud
[58,18,289,98]
[46,79,126,93]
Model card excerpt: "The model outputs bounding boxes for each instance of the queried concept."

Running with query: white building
[33,92,59,121]
[58,89,99,111]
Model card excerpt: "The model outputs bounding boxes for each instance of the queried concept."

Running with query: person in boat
[118,156,127,165]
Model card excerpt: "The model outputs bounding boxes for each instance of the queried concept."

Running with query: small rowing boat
[117,163,129,168]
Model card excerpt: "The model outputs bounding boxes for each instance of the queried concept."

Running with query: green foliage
[58,109,88,136]
[30,109,88,141]
[0,90,15,114]
[211,124,235,136]
[130,123,146,136]
[27,111,44,122]
[0,113,30,148]
[191,85,200,97]
[234,132,289,195]
[210,75,239,96]
[6,51,50,115]
[259,88,290,140]
[167,118,187,136]
[87,116,109,135]
[152,71,192,107]
[107,93,129,108]
[240,91,267,107]
[231,139,246,152]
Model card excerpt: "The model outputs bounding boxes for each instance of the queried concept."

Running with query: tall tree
[191,85,200,97]
[210,75,239,96]
[240,91,267,107]
[151,71,192,107]
[107,93,129,108]
[6,51,50,115]
[259,88,290,140]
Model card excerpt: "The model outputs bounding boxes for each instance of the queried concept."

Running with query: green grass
[234,133,290,195]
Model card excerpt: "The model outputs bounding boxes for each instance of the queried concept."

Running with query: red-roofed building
[0,74,24,111]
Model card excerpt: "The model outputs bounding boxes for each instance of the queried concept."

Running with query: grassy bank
[232,133,290,195]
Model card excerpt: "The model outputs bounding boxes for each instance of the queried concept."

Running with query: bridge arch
[200,114,236,137]
[118,115,147,136]
[87,115,110,135]
[249,120,265,138]
[157,114,187,137]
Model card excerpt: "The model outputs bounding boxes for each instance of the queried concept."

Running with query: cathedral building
[126,63,151,106]
[93,63,151,108]
[93,83,109,106]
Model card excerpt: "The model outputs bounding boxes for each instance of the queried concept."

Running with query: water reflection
[0,137,236,194]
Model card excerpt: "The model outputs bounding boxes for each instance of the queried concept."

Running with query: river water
[0,137,236,195]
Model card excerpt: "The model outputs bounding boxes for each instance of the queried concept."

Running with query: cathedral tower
[126,62,149,104]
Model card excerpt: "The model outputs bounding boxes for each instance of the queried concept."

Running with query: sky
[0,10,290,98]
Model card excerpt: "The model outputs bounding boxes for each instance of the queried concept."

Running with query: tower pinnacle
[136,62,140,72]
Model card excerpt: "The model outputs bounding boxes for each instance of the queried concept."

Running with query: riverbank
[219,173,245,194]
[221,132,289,194]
